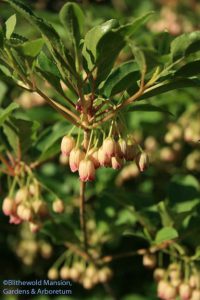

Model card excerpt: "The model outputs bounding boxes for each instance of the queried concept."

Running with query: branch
[35,88,87,130]
[0,154,15,175]
[80,181,88,252]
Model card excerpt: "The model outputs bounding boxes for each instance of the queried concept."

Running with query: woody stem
[80,181,88,253]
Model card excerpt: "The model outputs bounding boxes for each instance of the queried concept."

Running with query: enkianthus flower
[61,135,75,156]
[102,137,117,158]
[88,147,100,169]
[52,199,65,213]
[179,283,192,300]
[78,158,95,182]
[2,197,15,216]
[125,140,137,161]
[29,222,42,233]
[111,157,123,169]
[98,147,111,167]
[136,151,149,172]
[17,204,33,221]
[69,148,85,172]
[118,138,127,158]
[191,290,200,300]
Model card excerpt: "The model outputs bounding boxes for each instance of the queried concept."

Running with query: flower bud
[78,158,95,182]
[179,283,192,300]
[164,283,177,299]
[9,214,22,224]
[85,265,97,278]
[60,266,71,280]
[32,200,48,217]
[2,197,14,216]
[47,268,59,280]
[189,274,200,289]
[191,290,200,300]
[52,199,65,213]
[98,267,113,283]
[15,187,29,204]
[98,147,111,167]
[17,205,32,221]
[29,222,42,233]
[61,135,75,156]
[69,267,81,281]
[111,157,123,169]
[153,268,165,282]
[69,148,85,172]
[157,280,169,299]
[40,243,53,259]
[102,137,116,158]
[59,153,69,165]
[125,141,137,161]
[142,253,156,269]
[88,147,100,169]
[169,268,181,280]
[171,278,181,288]
[136,152,149,172]
[118,138,127,158]
[82,277,93,289]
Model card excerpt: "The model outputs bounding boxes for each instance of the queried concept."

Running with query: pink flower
[9,214,22,225]
[102,137,116,158]
[136,152,149,172]
[2,197,14,216]
[69,148,85,172]
[61,135,75,156]
[98,147,111,167]
[78,158,95,182]
[111,157,123,169]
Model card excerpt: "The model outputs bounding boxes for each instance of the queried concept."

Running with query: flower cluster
[2,182,49,232]
[2,173,65,231]
[61,132,149,182]
[154,263,200,300]
[48,262,112,290]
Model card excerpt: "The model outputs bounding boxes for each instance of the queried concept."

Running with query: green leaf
[118,11,154,37]
[83,19,119,65]
[95,30,125,84]
[155,227,178,244]
[82,19,121,80]
[36,121,69,153]
[127,103,173,116]
[6,0,62,51]
[171,31,200,61]
[157,201,174,227]
[0,81,8,105]
[17,38,44,57]
[0,28,4,48]
[0,64,12,78]
[175,60,200,77]
[129,43,146,75]
[0,102,19,126]
[101,61,139,97]
[2,117,39,156]
[140,78,200,100]
[37,52,61,78]
[168,175,200,213]
[59,2,84,50]
[5,14,16,39]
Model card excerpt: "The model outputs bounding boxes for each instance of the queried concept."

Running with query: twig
[80,181,88,253]
[35,88,89,130]
[64,242,91,261]
[0,154,15,175]
[101,250,138,263]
